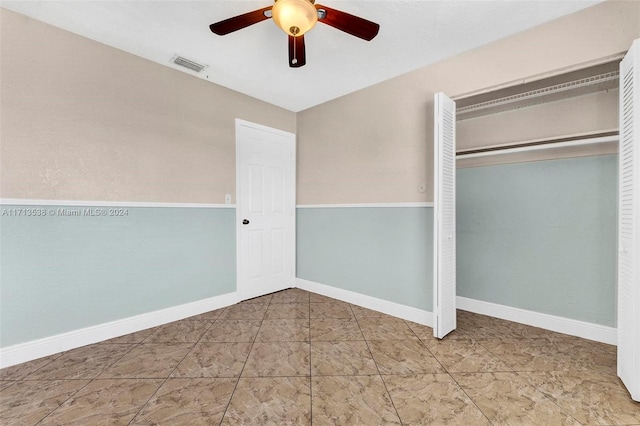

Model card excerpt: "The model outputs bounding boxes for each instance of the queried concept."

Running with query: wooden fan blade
[210,6,272,35]
[288,35,306,68]
[316,4,379,41]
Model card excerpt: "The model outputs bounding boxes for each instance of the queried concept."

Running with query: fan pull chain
[291,27,300,66]
[292,39,297,65]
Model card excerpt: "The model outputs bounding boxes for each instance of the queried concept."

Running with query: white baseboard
[457,296,617,345]
[294,279,616,345]
[2,287,616,369]
[0,292,240,369]
[296,278,433,327]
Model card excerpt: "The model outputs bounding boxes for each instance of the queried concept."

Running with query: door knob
[242,219,250,225]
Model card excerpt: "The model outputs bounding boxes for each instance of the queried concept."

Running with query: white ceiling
[1,0,602,112]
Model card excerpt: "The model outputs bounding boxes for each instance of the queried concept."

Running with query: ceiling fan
[209,0,380,68]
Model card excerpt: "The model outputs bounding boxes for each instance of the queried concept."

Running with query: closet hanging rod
[457,132,618,159]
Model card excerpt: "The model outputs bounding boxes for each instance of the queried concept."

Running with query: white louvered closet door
[433,92,457,339]
[618,39,640,402]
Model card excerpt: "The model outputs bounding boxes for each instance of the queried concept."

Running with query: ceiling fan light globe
[272,0,318,36]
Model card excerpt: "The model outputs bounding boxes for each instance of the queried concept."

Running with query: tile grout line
[217,292,274,425]
[435,315,587,425]
[126,317,219,425]
[3,353,61,382]
[8,294,628,425]
[406,321,448,373]
[445,370,497,426]
[34,339,141,425]
[351,304,405,426]
[308,293,313,425]
[513,370,586,426]
[407,319,497,426]
[33,378,93,425]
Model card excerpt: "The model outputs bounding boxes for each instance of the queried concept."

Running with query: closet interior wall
[455,60,620,330]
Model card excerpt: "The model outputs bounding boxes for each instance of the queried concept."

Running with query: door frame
[235,119,297,301]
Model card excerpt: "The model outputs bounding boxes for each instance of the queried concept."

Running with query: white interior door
[433,92,457,339]
[618,39,640,402]
[236,119,296,301]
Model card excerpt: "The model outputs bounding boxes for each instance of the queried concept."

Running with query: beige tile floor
[1,288,639,425]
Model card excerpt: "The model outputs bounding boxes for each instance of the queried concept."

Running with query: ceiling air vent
[171,55,208,73]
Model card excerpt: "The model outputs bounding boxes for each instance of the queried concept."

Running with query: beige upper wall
[296,0,640,204]
[0,9,295,204]
[457,89,618,149]
[456,89,619,169]
[2,2,638,205]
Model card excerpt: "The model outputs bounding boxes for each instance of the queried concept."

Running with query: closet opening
[451,57,621,341]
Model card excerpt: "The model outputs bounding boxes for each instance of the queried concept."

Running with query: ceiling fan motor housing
[272,0,318,36]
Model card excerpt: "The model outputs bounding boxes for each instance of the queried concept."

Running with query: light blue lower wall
[296,207,433,312]
[3,154,616,350]
[0,205,236,347]
[457,155,618,327]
